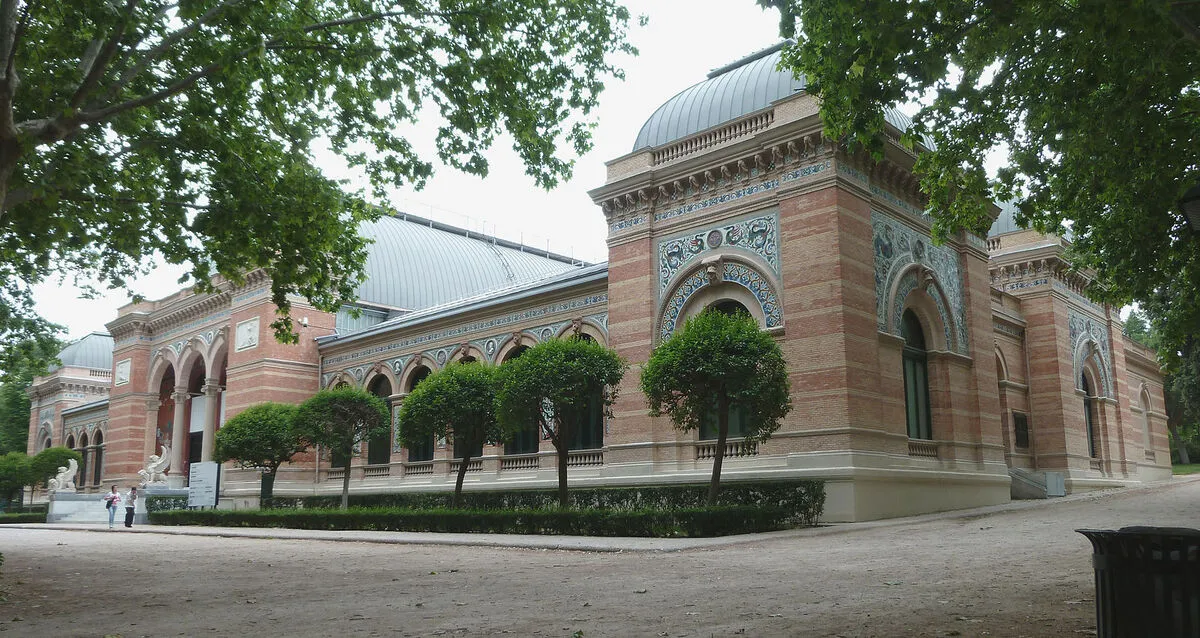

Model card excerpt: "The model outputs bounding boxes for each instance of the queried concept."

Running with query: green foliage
[495,337,626,506]
[294,387,389,509]
[214,402,305,474]
[274,479,826,527]
[150,505,794,538]
[0,452,31,503]
[0,336,64,455]
[762,0,1200,355]
[641,310,791,502]
[0,2,638,352]
[29,446,81,488]
[397,362,507,505]
[0,512,44,524]
[145,494,189,513]
[1123,310,1152,346]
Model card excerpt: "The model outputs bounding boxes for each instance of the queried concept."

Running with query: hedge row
[149,505,792,537]
[146,495,189,513]
[262,480,824,526]
[0,512,46,524]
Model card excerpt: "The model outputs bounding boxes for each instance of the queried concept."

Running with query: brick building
[28,44,1171,521]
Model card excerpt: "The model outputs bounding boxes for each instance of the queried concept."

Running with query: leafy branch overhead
[0,0,638,348]
[761,0,1200,351]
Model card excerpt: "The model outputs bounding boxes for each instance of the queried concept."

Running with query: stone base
[47,491,146,525]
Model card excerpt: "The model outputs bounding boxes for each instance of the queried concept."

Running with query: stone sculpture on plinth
[46,458,78,492]
[137,444,171,487]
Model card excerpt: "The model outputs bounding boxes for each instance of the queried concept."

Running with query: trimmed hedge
[146,495,189,513]
[266,480,824,526]
[149,505,792,537]
[0,512,46,524]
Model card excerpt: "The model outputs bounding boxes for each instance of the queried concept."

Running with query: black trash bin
[1077,527,1200,638]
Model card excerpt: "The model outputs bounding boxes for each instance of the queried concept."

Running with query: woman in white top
[101,485,120,529]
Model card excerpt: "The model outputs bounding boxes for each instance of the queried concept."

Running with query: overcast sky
[33,0,787,341]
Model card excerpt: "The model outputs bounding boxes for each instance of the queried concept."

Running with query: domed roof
[354,213,583,311]
[50,332,113,372]
[633,43,926,152]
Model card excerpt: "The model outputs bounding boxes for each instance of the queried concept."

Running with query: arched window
[902,310,932,440]
[1082,373,1099,458]
[41,436,51,451]
[698,299,752,440]
[366,376,393,466]
[710,299,751,317]
[565,333,603,451]
[77,433,89,490]
[501,346,539,456]
[404,367,434,462]
[92,431,104,486]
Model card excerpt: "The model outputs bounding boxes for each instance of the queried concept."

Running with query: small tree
[397,362,509,507]
[496,338,626,508]
[30,446,82,489]
[214,402,306,502]
[293,388,390,510]
[0,452,31,508]
[641,310,792,505]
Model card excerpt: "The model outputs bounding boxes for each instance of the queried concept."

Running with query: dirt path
[2,478,1198,638]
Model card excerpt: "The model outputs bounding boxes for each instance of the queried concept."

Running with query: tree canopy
[0,0,639,353]
[29,446,81,488]
[0,451,30,505]
[495,337,626,507]
[0,335,61,455]
[294,387,389,509]
[761,0,1200,352]
[641,309,791,504]
[213,401,305,500]
[397,361,507,506]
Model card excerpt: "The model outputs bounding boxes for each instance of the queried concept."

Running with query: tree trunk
[340,453,351,511]
[454,448,470,509]
[1169,422,1191,465]
[557,417,571,508]
[708,395,730,506]
[260,469,275,503]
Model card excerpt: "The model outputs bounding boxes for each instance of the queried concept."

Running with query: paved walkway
[12,475,1196,553]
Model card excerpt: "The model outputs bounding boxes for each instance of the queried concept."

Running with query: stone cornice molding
[107,311,151,343]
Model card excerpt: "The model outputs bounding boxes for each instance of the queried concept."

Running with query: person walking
[123,486,138,528]
[101,485,120,529]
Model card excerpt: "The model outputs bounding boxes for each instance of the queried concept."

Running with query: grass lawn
[1172,463,1200,475]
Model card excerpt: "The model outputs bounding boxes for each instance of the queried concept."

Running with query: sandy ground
[1,478,1198,638]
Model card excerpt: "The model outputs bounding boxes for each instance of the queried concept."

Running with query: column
[200,380,221,462]
[169,389,188,488]
[389,393,405,461]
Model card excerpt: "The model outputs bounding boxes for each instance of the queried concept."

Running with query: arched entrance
[501,346,538,456]
[404,366,434,462]
[366,376,393,466]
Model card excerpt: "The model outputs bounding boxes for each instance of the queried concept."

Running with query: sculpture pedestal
[47,491,131,524]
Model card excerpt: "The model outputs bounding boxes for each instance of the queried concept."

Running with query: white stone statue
[137,444,171,487]
[47,458,78,492]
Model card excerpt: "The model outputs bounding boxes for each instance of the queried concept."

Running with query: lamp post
[1183,184,1200,232]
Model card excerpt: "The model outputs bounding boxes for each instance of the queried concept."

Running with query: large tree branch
[69,0,141,109]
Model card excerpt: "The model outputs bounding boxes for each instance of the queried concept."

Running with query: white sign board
[188,461,220,508]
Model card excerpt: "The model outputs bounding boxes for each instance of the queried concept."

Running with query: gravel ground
[1,477,1197,638]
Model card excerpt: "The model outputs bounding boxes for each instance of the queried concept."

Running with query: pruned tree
[397,361,508,507]
[214,402,306,502]
[496,337,626,508]
[294,387,389,510]
[30,446,82,489]
[0,1,639,355]
[760,0,1200,354]
[641,310,792,505]
[0,451,30,507]
[0,335,61,455]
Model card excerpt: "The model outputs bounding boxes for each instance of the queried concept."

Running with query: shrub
[148,505,792,537]
[145,495,189,513]
[264,479,824,526]
[0,512,45,524]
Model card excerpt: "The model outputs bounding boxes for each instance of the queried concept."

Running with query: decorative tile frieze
[653,160,830,224]
[585,312,609,332]
[659,262,781,342]
[321,293,607,368]
[388,355,412,375]
[608,214,647,233]
[1069,310,1114,397]
[531,321,572,342]
[873,211,968,354]
[658,210,779,295]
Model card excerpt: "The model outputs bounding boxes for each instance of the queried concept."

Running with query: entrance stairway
[1009,467,1066,499]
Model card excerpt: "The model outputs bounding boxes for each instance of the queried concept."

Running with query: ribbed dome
[988,201,1023,237]
[633,43,927,152]
[355,214,583,311]
[50,332,113,372]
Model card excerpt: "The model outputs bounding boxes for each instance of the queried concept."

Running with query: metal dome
[354,213,583,311]
[988,201,1024,237]
[50,332,113,372]
[632,43,927,152]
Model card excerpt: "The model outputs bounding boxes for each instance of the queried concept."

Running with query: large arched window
[902,310,932,440]
[1140,388,1153,451]
[366,376,393,466]
[1082,373,1099,458]
[698,300,751,440]
[404,367,435,462]
[567,333,604,451]
[92,431,104,486]
[77,433,89,489]
[501,346,539,456]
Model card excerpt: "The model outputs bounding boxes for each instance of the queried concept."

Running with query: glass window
[404,368,435,462]
[1012,412,1030,449]
[902,310,932,440]
[567,389,604,451]
[1083,374,1098,458]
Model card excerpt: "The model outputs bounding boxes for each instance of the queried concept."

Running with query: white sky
[32,1,788,340]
